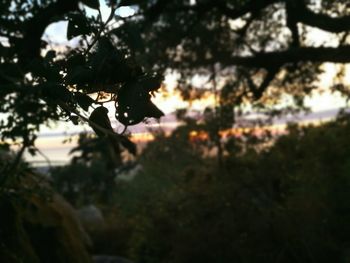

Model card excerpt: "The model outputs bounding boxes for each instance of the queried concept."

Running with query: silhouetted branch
[243,67,279,100]
[286,0,300,47]
[215,0,350,34]
[297,5,350,33]
[216,46,350,69]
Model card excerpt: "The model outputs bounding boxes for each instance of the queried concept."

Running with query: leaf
[67,13,91,40]
[69,115,79,125]
[116,79,164,125]
[144,100,164,119]
[112,22,144,51]
[66,53,86,67]
[74,92,95,111]
[41,83,72,102]
[81,0,100,9]
[115,82,148,125]
[44,50,56,62]
[65,66,92,85]
[140,74,163,92]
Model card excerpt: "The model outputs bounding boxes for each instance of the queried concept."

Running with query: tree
[126,112,350,263]
[119,0,350,112]
[0,0,164,177]
[100,0,349,169]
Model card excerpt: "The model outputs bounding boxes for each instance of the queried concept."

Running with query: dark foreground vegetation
[3,114,350,262]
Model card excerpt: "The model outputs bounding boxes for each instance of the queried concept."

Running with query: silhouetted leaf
[81,0,100,10]
[74,92,95,111]
[65,66,93,85]
[67,13,91,40]
[141,74,163,92]
[116,80,164,125]
[44,50,56,62]
[41,83,72,102]
[66,53,86,67]
[70,115,79,125]
[115,82,148,125]
[88,37,140,84]
[112,22,144,51]
[145,100,164,118]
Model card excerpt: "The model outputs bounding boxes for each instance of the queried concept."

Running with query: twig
[84,6,116,55]
[34,146,53,171]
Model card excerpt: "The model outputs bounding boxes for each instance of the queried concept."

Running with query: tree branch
[217,46,350,69]
[285,0,300,47]
[215,0,350,34]
[297,6,350,33]
[243,67,279,100]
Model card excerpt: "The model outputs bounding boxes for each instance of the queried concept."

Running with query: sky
[20,2,350,165]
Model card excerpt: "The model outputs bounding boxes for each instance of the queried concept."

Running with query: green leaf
[81,0,100,10]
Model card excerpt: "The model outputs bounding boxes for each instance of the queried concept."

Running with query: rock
[0,172,92,263]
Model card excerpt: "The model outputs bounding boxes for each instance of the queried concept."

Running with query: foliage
[50,113,350,262]
[115,0,350,134]
[3,1,350,261]
[118,113,350,263]
[0,0,164,175]
[2,0,350,155]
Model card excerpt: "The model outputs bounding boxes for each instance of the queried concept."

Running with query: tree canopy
[122,0,350,110]
[1,0,350,169]
[0,0,165,173]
